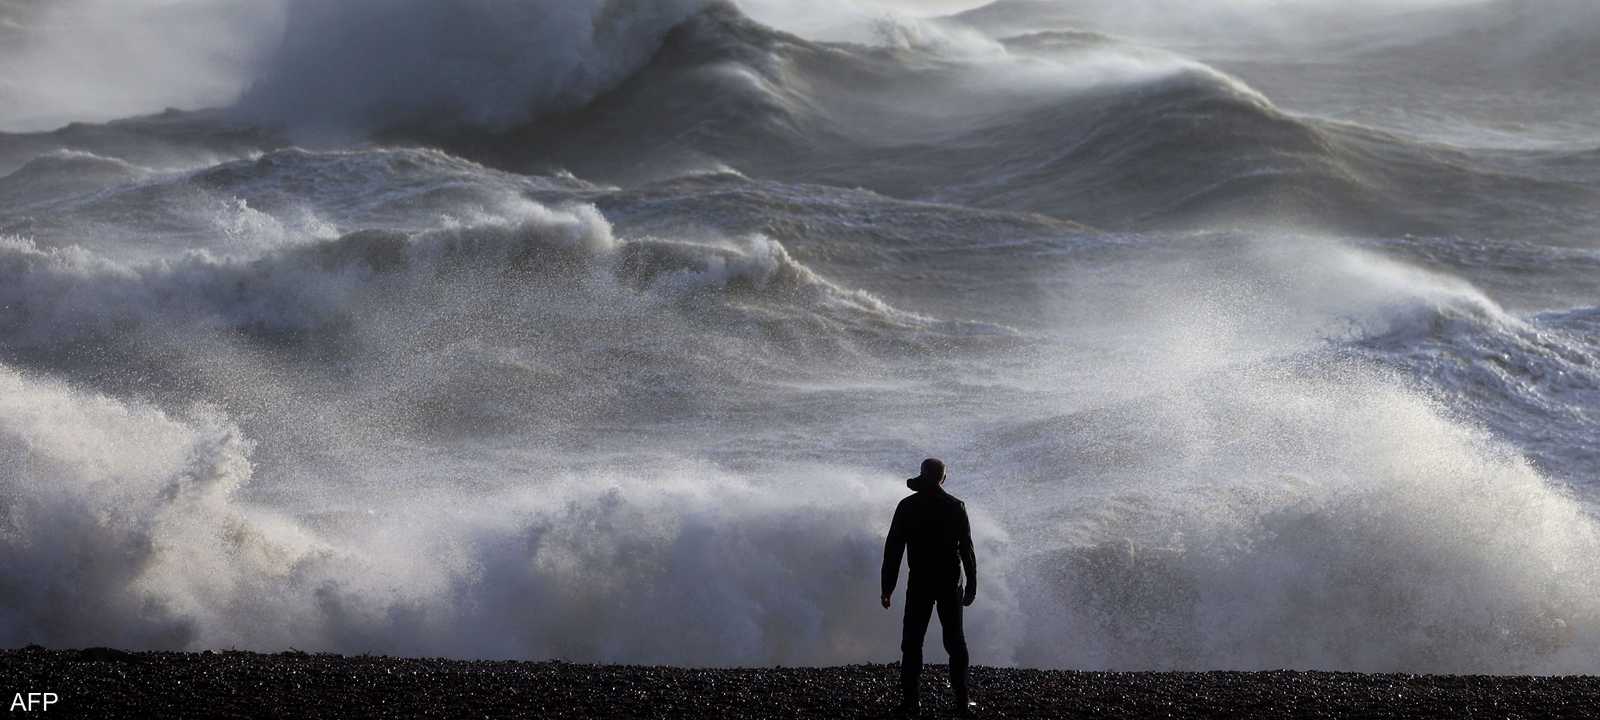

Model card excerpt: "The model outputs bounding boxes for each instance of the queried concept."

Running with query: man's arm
[959,502,977,605]
[881,503,907,606]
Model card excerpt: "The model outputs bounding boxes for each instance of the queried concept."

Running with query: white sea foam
[0,364,1017,662]
[5,345,1600,672]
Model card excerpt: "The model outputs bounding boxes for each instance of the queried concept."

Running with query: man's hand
[962,584,976,607]
[881,593,892,609]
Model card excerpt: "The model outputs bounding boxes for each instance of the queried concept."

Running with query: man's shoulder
[900,489,968,509]
[928,490,967,511]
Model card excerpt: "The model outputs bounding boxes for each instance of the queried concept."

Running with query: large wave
[0,363,1017,662]
[2,1,1594,239]
[1002,360,1600,672]
[7,316,1600,672]
[235,0,712,136]
[363,3,1590,238]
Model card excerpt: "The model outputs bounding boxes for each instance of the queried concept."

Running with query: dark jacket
[881,475,977,597]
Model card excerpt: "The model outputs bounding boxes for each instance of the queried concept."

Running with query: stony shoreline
[1,647,1596,718]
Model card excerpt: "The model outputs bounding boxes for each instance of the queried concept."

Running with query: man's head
[907,457,946,491]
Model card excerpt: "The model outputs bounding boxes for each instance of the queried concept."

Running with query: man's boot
[894,688,919,718]
[896,664,920,717]
[952,674,974,717]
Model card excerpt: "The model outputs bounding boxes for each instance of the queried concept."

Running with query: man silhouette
[881,458,977,717]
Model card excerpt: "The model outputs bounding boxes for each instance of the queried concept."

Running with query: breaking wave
[0,364,1016,663]
[235,0,713,135]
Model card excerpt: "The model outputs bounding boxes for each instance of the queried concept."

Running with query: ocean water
[1,0,1598,673]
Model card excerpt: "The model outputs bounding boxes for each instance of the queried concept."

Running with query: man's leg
[900,590,936,711]
[936,588,970,709]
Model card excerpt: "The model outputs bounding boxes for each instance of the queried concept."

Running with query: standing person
[881,458,977,717]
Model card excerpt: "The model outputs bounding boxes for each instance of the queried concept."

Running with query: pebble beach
[3,648,1596,719]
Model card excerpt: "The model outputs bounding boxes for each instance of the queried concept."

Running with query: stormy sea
[0,0,1596,677]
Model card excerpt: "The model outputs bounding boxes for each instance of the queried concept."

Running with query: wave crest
[236,0,713,135]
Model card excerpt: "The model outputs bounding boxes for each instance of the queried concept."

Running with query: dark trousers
[900,585,968,706]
